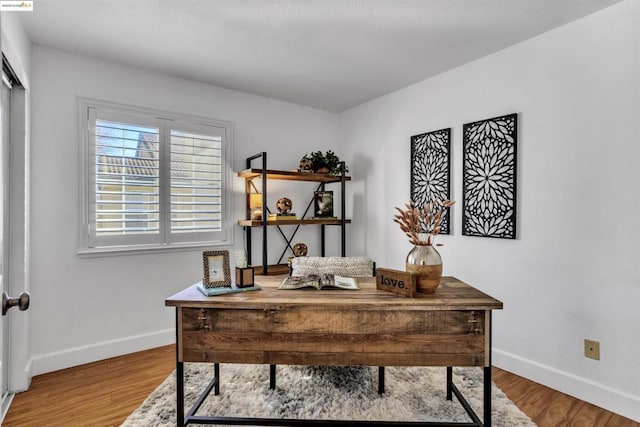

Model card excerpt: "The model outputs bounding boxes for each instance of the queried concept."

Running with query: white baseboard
[493,348,640,423]
[9,358,32,392]
[0,393,15,425]
[30,329,175,376]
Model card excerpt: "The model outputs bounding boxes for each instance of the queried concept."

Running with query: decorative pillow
[291,257,374,277]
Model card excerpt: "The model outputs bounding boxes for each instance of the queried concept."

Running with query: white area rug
[123,364,536,426]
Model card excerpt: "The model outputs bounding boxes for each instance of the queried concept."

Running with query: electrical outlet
[584,339,600,360]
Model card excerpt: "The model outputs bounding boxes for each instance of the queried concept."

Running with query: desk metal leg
[270,364,276,390]
[484,310,493,427]
[177,361,185,427]
[176,308,185,427]
[378,366,385,394]
[214,363,220,395]
[446,366,453,401]
[484,366,492,427]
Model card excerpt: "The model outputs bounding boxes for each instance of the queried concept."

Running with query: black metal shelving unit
[238,152,350,275]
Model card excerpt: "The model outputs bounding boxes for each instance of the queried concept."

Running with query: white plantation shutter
[82,100,232,252]
[89,109,163,247]
[167,123,226,243]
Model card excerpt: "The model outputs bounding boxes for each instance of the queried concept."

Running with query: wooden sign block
[376,268,417,297]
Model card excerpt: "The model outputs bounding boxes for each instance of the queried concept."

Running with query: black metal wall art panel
[462,113,517,239]
[410,128,451,234]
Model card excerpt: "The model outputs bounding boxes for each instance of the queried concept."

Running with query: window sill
[77,240,232,258]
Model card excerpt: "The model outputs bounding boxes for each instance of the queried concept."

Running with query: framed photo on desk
[203,250,231,288]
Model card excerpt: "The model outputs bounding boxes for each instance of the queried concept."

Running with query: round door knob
[2,291,30,316]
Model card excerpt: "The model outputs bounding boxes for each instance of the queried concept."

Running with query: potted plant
[323,150,348,175]
[309,151,329,174]
[304,151,349,175]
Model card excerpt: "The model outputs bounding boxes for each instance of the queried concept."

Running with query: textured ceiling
[19,0,621,112]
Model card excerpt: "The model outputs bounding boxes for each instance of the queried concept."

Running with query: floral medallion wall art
[462,113,517,239]
[410,128,451,234]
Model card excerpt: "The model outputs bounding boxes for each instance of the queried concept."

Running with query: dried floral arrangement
[394,199,455,246]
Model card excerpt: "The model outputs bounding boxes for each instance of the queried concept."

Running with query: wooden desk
[166,276,503,426]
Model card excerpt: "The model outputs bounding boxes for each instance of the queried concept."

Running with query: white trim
[30,328,175,376]
[77,241,233,257]
[0,17,30,90]
[1,71,12,89]
[493,348,640,423]
[8,357,30,392]
[0,392,14,424]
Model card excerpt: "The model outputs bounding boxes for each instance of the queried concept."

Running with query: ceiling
[19,0,621,112]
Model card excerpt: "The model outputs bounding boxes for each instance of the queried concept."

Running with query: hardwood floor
[3,345,638,426]
[2,346,175,427]
[493,368,639,427]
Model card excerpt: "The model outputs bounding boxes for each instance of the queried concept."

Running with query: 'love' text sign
[376,268,417,297]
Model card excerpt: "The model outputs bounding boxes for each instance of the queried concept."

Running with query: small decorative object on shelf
[276,197,293,213]
[298,155,313,173]
[203,250,231,288]
[314,191,334,218]
[393,198,455,293]
[249,193,263,220]
[270,197,296,220]
[293,242,308,257]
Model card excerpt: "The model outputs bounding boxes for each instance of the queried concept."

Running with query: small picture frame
[203,250,231,288]
[313,191,334,218]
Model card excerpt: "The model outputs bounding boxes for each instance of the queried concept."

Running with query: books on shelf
[278,274,360,291]
[268,213,298,221]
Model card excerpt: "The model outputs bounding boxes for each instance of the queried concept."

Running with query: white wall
[28,45,340,374]
[340,0,639,422]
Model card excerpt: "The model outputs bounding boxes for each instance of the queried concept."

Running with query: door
[0,59,29,418]
[0,62,11,415]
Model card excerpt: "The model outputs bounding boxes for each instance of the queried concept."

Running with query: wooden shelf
[238,219,351,227]
[237,168,351,183]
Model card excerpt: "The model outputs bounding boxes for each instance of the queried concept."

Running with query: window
[79,99,233,253]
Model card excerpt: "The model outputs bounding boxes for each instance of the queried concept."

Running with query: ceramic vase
[405,244,443,293]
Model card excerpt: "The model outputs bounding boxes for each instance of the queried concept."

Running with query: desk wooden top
[166,275,503,311]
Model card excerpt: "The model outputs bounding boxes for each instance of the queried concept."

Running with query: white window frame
[78,97,234,255]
